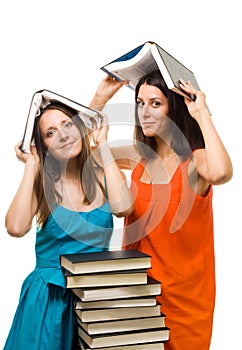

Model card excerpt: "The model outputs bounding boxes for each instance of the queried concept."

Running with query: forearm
[89,94,109,112]
[196,109,233,184]
[5,162,38,237]
[98,142,134,217]
[89,76,126,111]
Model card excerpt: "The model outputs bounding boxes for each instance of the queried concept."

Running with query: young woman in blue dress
[4,101,134,349]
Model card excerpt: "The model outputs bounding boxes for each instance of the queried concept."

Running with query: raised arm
[5,143,39,237]
[180,80,233,186]
[92,113,135,217]
[89,75,127,111]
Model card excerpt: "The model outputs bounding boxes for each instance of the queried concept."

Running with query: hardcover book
[74,303,161,322]
[77,314,166,334]
[79,339,165,350]
[21,89,101,152]
[65,269,148,289]
[78,326,169,348]
[72,276,161,301]
[74,296,157,310]
[101,40,201,101]
[61,249,151,274]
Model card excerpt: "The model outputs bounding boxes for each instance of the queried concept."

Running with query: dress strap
[103,175,109,200]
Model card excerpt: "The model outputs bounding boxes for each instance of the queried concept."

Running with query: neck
[59,157,80,182]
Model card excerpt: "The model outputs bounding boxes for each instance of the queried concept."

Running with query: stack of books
[60,250,169,349]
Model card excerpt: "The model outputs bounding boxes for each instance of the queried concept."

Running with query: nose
[58,127,69,141]
[140,104,151,119]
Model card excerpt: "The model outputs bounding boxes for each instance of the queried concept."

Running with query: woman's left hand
[179,79,209,121]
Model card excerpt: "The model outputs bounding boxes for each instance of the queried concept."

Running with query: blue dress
[4,202,113,350]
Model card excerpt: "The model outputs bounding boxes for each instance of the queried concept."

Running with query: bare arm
[92,114,135,217]
[181,80,233,187]
[5,144,39,237]
[89,75,127,111]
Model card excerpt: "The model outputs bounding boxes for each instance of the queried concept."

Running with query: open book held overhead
[101,40,201,102]
[21,90,101,152]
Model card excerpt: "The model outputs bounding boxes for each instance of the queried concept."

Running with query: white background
[0,0,241,348]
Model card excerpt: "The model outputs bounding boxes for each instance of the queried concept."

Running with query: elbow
[111,201,135,218]
[210,167,233,185]
[5,221,31,238]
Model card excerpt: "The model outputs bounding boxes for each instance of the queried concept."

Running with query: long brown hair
[134,70,205,159]
[33,102,103,227]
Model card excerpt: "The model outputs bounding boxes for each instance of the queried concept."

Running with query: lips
[142,122,155,128]
[60,141,75,149]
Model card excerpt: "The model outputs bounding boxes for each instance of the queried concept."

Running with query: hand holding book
[89,75,128,111]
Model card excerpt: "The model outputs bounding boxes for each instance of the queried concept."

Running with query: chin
[143,130,156,137]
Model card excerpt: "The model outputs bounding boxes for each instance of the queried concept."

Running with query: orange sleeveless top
[123,158,215,350]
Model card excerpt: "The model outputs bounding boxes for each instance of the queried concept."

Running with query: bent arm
[92,114,135,217]
[181,80,233,185]
[98,143,135,217]
[5,146,39,237]
[193,109,233,185]
[89,75,127,111]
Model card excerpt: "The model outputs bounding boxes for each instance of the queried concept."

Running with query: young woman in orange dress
[90,70,233,349]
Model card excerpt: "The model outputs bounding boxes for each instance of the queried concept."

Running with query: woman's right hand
[15,142,40,173]
[89,75,128,110]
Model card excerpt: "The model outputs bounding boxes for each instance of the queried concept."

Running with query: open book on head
[101,41,201,101]
[21,89,101,152]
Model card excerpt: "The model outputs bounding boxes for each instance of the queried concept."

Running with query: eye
[136,100,144,107]
[152,100,161,107]
[64,121,73,128]
[46,129,56,137]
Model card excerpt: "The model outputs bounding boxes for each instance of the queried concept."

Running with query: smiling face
[137,83,170,139]
[39,108,83,161]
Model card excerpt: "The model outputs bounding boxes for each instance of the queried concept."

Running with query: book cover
[21,89,101,152]
[65,269,148,289]
[79,339,165,350]
[78,326,169,348]
[61,249,151,274]
[72,276,161,301]
[77,314,166,334]
[74,296,157,310]
[101,40,200,101]
[74,304,161,323]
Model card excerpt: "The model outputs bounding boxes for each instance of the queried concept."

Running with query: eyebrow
[41,118,71,133]
[136,97,164,101]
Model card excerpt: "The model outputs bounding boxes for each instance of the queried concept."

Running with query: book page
[102,43,160,89]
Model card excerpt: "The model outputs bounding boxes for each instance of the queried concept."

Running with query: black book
[61,249,151,275]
